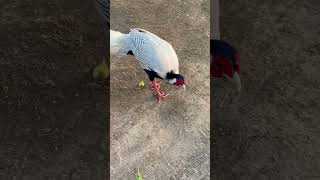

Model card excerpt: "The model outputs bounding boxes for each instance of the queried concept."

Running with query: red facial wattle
[175,79,185,86]
[211,52,240,78]
[210,40,240,79]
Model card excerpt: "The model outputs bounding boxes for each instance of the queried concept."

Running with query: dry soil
[0,0,108,179]
[110,0,210,179]
[213,0,320,179]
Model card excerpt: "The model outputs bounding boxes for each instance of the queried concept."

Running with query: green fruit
[93,62,109,79]
[138,80,145,88]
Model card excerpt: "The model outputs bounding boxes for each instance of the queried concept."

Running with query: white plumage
[110,28,185,101]
[111,28,179,78]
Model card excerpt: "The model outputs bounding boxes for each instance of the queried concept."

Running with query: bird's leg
[150,80,169,101]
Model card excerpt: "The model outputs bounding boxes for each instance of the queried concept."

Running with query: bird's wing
[128,30,179,78]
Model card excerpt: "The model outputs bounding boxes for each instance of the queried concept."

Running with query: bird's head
[211,51,240,79]
[210,40,240,79]
[167,72,185,89]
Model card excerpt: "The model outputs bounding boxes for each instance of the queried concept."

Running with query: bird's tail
[94,0,110,25]
[110,29,125,56]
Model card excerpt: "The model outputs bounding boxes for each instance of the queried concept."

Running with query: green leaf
[136,168,142,180]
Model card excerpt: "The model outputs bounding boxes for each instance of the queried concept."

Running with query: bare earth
[0,1,107,179]
[110,0,210,179]
[213,0,320,179]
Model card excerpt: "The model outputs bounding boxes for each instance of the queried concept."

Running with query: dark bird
[211,39,241,93]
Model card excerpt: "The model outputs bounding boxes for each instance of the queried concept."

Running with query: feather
[94,0,110,26]
[110,28,179,80]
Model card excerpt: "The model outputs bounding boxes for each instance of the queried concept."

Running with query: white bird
[110,28,185,101]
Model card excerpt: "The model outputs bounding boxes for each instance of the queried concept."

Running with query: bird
[110,28,185,101]
[210,39,241,93]
[210,0,241,94]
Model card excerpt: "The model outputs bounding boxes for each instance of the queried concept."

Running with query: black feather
[144,69,163,81]
[165,71,184,80]
[127,50,134,56]
[94,0,110,26]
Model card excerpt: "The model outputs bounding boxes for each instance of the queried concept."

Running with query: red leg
[150,80,169,102]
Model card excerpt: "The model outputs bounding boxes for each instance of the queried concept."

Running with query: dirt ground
[213,0,320,179]
[110,0,210,179]
[0,1,108,179]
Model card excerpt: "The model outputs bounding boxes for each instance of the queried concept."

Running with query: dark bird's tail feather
[94,0,110,26]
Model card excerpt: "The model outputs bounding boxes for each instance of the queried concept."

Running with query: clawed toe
[150,80,169,102]
[157,93,169,102]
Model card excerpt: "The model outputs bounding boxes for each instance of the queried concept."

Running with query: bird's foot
[156,90,169,102]
[151,80,161,90]
[150,80,169,102]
